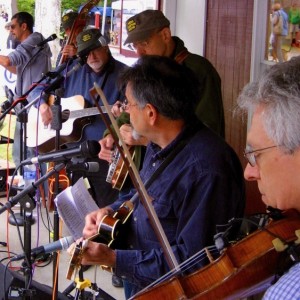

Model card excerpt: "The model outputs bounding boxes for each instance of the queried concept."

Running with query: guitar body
[27,95,88,152]
[27,96,109,153]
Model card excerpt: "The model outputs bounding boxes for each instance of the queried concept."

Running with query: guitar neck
[70,105,109,118]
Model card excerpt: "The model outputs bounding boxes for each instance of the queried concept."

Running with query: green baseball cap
[61,12,78,30]
[124,10,170,45]
[76,28,107,57]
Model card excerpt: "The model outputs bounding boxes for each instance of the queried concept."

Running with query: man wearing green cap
[99,9,225,165]
[56,11,79,65]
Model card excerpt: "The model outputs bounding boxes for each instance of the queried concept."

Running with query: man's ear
[145,103,158,126]
[21,23,27,31]
[160,27,172,43]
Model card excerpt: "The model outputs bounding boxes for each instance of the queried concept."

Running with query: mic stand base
[8,211,35,226]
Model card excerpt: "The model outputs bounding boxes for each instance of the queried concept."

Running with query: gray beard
[132,129,142,141]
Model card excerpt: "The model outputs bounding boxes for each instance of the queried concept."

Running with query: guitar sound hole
[62,110,70,123]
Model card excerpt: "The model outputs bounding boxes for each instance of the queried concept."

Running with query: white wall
[163,0,206,56]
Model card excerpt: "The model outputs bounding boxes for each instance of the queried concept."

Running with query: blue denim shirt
[110,122,245,296]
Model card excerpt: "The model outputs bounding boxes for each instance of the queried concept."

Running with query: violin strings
[141,245,220,292]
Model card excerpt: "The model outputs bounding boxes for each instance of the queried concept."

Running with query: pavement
[0,194,125,300]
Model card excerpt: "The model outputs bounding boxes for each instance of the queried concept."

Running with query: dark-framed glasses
[243,145,277,167]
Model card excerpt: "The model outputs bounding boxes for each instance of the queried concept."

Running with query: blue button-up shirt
[110,122,245,296]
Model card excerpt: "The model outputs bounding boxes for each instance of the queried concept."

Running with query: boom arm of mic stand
[0,163,65,215]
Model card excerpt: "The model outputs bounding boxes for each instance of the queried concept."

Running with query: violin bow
[89,83,180,271]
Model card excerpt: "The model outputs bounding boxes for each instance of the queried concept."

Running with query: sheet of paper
[54,186,85,240]
[71,177,99,216]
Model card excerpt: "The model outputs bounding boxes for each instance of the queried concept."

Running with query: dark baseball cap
[61,12,78,30]
[124,10,170,45]
[76,28,107,57]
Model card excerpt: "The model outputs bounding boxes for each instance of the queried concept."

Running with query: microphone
[1,86,14,111]
[35,33,57,48]
[21,140,100,165]
[66,161,100,173]
[42,56,84,94]
[11,236,74,261]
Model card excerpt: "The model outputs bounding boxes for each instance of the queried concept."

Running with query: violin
[132,210,300,300]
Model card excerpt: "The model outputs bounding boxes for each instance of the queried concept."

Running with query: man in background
[99,10,225,164]
[0,12,52,165]
[56,11,78,65]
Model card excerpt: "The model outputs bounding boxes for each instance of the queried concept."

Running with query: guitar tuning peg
[272,237,288,252]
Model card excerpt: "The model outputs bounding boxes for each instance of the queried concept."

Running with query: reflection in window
[109,0,158,56]
[267,0,300,62]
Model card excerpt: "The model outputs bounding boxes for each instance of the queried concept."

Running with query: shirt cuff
[115,249,137,281]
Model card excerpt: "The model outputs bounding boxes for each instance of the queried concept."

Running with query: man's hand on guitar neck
[83,207,114,238]
[99,124,148,163]
[61,44,77,57]
[39,103,53,126]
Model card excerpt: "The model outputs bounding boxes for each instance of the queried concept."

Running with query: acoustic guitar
[27,95,110,153]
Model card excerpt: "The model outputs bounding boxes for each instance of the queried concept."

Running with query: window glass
[267,0,300,62]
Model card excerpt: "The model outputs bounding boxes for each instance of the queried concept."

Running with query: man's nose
[244,163,260,181]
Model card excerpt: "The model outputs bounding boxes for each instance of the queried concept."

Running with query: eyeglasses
[121,98,138,111]
[129,28,162,50]
[243,145,277,167]
[130,40,149,50]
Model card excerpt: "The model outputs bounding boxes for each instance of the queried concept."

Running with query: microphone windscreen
[82,140,101,158]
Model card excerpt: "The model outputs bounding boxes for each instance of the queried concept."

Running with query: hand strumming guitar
[70,206,117,268]
[83,207,113,238]
[39,102,53,126]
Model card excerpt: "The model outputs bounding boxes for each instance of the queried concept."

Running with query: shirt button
[134,217,137,222]
[152,162,155,167]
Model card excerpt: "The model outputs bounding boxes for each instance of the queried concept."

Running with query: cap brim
[123,28,155,45]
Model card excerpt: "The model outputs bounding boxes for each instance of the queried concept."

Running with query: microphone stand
[0,163,65,300]
[4,56,79,227]
[50,87,64,300]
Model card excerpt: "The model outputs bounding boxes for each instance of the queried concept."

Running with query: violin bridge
[205,247,214,263]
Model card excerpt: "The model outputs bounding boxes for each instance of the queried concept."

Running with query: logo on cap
[127,19,137,32]
[82,33,92,42]
[62,15,69,22]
